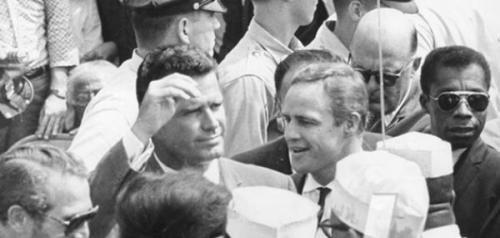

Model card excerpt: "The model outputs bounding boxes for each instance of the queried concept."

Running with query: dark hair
[136,44,217,103]
[0,143,87,222]
[420,46,491,95]
[274,49,342,94]
[116,171,232,238]
[291,62,369,133]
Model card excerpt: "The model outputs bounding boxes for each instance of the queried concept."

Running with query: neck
[333,17,356,50]
[254,5,299,47]
[312,138,363,186]
[136,47,150,58]
[153,144,211,173]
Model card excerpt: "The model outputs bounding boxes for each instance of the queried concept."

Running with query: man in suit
[277,61,367,237]
[350,8,424,135]
[419,45,500,238]
[89,45,294,238]
[233,49,385,175]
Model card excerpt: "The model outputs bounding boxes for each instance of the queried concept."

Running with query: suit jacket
[453,139,500,238]
[89,140,295,238]
[232,133,387,175]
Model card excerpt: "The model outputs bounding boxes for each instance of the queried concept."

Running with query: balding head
[349,8,418,118]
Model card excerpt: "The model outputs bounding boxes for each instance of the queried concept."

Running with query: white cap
[330,151,429,238]
[227,186,319,238]
[422,225,462,238]
[377,132,453,178]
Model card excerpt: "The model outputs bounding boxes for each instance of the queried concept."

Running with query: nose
[366,75,379,91]
[201,108,220,132]
[454,99,473,118]
[284,120,300,142]
[212,15,221,30]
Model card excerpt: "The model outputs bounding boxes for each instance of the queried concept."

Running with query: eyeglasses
[46,206,99,236]
[429,91,489,112]
[352,61,412,87]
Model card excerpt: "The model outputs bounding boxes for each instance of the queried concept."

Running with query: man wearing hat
[419,46,500,238]
[69,0,226,170]
[280,61,368,237]
[218,0,318,157]
[90,45,295,238]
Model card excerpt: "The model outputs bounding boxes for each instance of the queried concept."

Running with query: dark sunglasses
[429,91,489,112]
[352,64,410,87]
[47,206,99,235]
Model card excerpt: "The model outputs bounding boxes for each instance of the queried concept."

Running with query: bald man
[349,8,424,135]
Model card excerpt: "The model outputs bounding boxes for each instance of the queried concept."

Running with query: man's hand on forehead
[132,73,201,144]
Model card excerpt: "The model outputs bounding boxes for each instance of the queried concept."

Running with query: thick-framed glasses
[351,61,413,87]
[46,206,99,236]
[429,91,489,112]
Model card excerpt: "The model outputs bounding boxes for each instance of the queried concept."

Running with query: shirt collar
[312,21,350,61]
[302,173,335,194]
[452,148,467,165]
[154,154,221,184]
[246,20,303,64]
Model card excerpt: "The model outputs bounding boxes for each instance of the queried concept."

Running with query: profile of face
[31,175,93,238]
[153,72,225,170]
[186,11,220,56]
[282,82,347,178]
[350,48,414,117]
[421,64,488,149]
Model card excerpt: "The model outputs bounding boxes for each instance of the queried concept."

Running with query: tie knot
[317,187,331,206]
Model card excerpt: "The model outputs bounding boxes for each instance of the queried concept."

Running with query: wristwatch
[50,89,66,100]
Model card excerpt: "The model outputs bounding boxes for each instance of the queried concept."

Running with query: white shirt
[69,51,143,171]
[307,19,349,62]
[69,0,103,58]
[302,174,335,238]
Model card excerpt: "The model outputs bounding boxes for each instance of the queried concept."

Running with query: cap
[377,132,453,178]
[227,186,319,238]
[122,0,226,15]
[329,151,429,238]
[382,0,418,14]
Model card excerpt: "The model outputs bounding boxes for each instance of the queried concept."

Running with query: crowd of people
[1,0,500,237]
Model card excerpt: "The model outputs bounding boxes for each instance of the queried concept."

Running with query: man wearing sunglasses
[69,0,226,171]
[350,9,423,135]
[419,46,500,238]
[0,143,97,238]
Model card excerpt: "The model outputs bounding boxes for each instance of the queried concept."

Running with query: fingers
[148,73,201,99]
[35,110,48,138]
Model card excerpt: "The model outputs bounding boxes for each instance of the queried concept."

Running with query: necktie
[317,187,331,224]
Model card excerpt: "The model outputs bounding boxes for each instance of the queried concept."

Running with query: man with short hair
[419,46,500,238]
[280,62,367,237]
[69,0,225,170]
[350,8,423,135]
[0,143,97,238]
[90,45,295,238]
[218,0,318,156]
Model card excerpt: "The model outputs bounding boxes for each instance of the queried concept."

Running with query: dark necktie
[317,187,331,223]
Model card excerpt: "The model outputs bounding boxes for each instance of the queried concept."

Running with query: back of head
[116,171,231,238]
[290,62,369,133]
[350,8,417,59]
[0,143,87,222]
[420,45,491,95]
[136,44,217,103]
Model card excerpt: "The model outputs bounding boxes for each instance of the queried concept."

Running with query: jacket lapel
[453,139,487,197]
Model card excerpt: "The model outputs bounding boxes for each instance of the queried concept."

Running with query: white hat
[330,151,429,238]
[227,186,319,238]
[376,132,453,178]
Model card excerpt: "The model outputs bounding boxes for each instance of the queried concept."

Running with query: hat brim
[201,0,227,13]
[381,0,418,14]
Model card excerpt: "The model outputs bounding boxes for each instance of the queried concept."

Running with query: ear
[348,0,364,21]
[6,205,33,232]
[419,93,429,113]
[343,112,362,136]
[177,17,191,45]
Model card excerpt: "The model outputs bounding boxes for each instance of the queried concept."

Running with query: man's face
[282,82,346,177]
[32,175,93,238]
[351,48,414,117]
[154,72,225,170]
[187,11,220,56]
[421,64,488,149]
